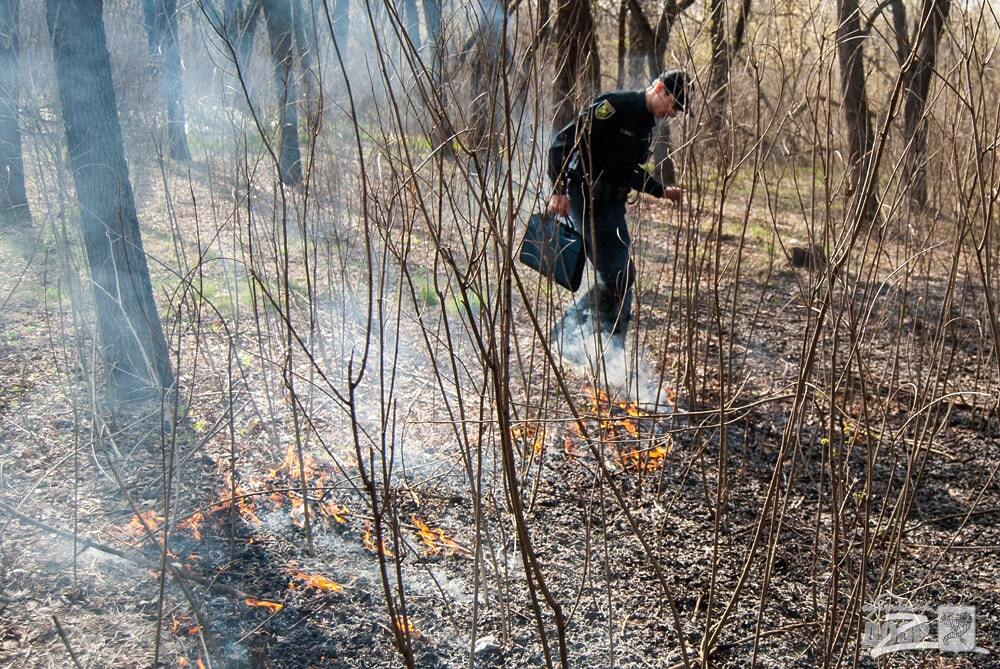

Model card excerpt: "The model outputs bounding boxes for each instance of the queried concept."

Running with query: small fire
[511,423,544,455]
[197,659,206,669]
[244,598,284,613]
[289,569,344,592]
[411,515,472,557]
[616,442,671,471]
[563,437,578,459]
[177,511,205,540]
[113,509,163,540]
[236,485,262,525]
[268,442,317,481]
[363,523,394,557]
[322,502,350,524]
[394,616,421,639]
[170,614,200,636]
[584,388,673,470]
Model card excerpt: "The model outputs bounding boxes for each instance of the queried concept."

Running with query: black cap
[657,70,691,114]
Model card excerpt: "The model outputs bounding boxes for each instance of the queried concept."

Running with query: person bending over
[548,70,690,356]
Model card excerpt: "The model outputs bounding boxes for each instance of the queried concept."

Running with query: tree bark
[0,0,28,225]
[398,0,420,47]
[624,0,693,184]
[329,0,350,53]
[552,0,600,128]
[422,0,441,86]
[887,0,910,67]
[291,0,319,121]
[143,0,192,161]
[706,0,729,128]
[626,2,653,87]
[261,0,303,185]
[836,0,879,223]
[224,0,261,82]
[902,0,950,209]
[45,0,174,401]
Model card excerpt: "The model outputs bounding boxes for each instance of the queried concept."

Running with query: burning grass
[565,387,676,472]
[244,597,285,614]
[288,568,345,593]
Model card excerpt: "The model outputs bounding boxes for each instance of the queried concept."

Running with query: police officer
[548,70,689,356]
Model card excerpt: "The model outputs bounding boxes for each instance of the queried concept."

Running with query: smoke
[553,286,673,413]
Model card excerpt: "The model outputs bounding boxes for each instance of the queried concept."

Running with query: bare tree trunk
[261,0,303,185]
[46,0,174,402]
[626,2,653,87]
[902,0,950,209]
[423,0,441,57]
[888,0,910,67]
[291,0,319,122]
[143,0,192,161]
[552,0,600,128]
[0,0,28,225]
[224,0,261,78]
[329,0,350,51]
[836,0,878,223]
[398,0,420,47]
[706,0,729,128]
[625,0,694,184]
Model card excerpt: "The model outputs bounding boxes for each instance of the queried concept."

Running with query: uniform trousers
[552,179,635,351]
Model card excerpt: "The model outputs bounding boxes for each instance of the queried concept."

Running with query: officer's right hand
[548,193,570,217]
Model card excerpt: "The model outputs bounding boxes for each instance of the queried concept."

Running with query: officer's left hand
[663,186,683,204]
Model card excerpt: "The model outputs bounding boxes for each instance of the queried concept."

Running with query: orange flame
[269,442,317,481]
[323,502,350,524]
[511,423,545,454]
[244,598,284,613]
[411,515,471,557]
[363,523,394,557]
[118,510,163,537]
[616,442,671,471]
[394,616,421,639]
[177,512,205,541]
[197,658,206,669]
[236,486,262,525]
[562,438,578,459]
[289,570,344,592]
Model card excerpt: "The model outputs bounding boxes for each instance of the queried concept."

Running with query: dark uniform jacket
[547,90,664,199]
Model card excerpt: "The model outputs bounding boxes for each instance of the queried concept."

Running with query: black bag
[518,213,586,292]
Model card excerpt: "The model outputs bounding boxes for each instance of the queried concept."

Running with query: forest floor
[1,138,998,668]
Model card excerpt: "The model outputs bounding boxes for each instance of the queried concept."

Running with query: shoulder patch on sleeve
[594,99,616,120]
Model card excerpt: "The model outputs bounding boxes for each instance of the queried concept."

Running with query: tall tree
[290,0,319,121]
[706,0,751,126]
[451,0,512,155]
[836,0,879,223]
[552,0,600,128]
[901,0,951,209]
[327,0,350,55]
[143,0,192,161]
[422,0,441,78]
[45,0,173,401]
[398,0,420,47]
[623,0,695,185]
[624,0,694,87]
[0,0,28,226]
[224,0,261,73]
[261,0,303,185]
